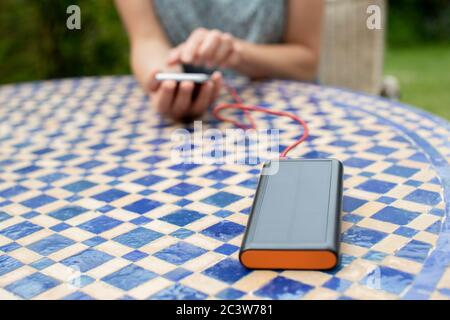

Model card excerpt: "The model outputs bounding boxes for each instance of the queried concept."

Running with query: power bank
[239,159,343,270]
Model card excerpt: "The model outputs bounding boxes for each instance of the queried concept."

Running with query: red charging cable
[212,84,309,158]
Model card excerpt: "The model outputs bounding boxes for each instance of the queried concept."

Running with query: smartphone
[155,72,210,83]
[239,158,343,270]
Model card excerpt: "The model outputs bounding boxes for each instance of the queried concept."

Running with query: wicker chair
[319,0,386,95]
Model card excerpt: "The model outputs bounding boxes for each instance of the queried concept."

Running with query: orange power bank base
[239,159,343,270]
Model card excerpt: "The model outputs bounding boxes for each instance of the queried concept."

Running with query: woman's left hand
[167,28,243,70]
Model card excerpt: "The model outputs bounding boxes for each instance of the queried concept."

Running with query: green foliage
[0,0,129,84]
[387,0,450,47]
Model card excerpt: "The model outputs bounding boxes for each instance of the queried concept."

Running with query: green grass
[385,44,450,120]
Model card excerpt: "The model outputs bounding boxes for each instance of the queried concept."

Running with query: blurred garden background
[0,0,449,119]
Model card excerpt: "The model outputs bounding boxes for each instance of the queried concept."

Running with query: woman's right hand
[132,40,223,122]
[147,69,223,121]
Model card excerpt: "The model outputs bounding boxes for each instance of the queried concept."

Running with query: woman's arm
[235,0,324,81]
[114,0,173,89]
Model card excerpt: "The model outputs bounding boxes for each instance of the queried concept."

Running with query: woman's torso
[153,0,287,46]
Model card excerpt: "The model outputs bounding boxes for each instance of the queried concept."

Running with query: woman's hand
[148,69,223,121]
[167,28,243,70]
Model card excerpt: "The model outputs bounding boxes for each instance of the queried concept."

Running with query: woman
[115,0,324,121]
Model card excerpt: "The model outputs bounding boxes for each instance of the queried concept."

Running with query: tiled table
[0,76,449,300]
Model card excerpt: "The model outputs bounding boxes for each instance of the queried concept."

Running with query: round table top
[0,76,449,300]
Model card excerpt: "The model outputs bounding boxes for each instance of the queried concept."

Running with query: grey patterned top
[153,0,287,46]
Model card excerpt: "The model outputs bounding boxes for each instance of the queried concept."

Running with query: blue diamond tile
[113,148,137,157]
[323,277,352,292]
[130,216,152,225]
[160,209,205,227]
[63,180,96,192]
[50,223,71,232]
[383,165,419,178]
[394,226,419,238]
[155,242,206,265]
[354,129,378,136]
[38,173,68,183]
[113,227,163,248]
[203,258,250,284]
[0,221,43,240]
[255,276,313,299]
[343,157,374,168]
[367,146,396,155]
[215,244,239,255]
[216,288,245,299]
[164,267,192,281]
[30,257,54,270]
[342,213,364,223]
[83,236,106,247]
[377,196,396,204]
[361,266,413,295]
[0,255,23,276]
[5,273,59,299]
[123,199,162,214]
[362,250,388,262]
[164,183,201,196]
[203,169,235,180]
[201,191,242,207]
[102,264,156,291]
[61,249,113,272]
[150,283,207,300]
[342,226,387,248]
[426,221,441,234]
[372,206,419,225]
[78,216,121,234]
[21,194,57,208]
[0,185,29,198]
[14,165,42,175]
[22,211,39,219]
[201,220,245,242]
[93,189,128,202]
[133,174,164,186]
[405,180,423,187]
[170,228,195,239]
[27,234,75,255]
[357,179,396,194]
[63,292,94,300]
[343,196,367,212]
[123,250,149,262]
[104,166,134,177]
[0,211,11,222]
[330,139,355,148]
[0,242,21,253]
[48,206,87,221]
[78,160,104,170]
[395,239,432,263]
[404,189,442,206]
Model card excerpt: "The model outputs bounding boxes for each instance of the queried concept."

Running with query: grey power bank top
[239,159,343,270]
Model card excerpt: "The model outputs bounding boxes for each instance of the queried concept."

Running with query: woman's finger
[210,71,223,104]
[182,28,207,64]
[198,30,221,67]
[170,81,194,120]
[167,45,183,66]
[154,80,177,115]
[214,33,234,67]
[148,69,161,92]
[190,81,214,117]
